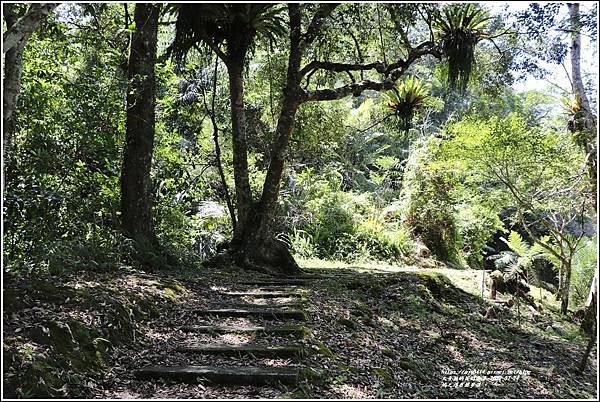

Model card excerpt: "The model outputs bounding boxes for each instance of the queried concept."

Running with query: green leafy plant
[385,76,430,131]
[456,203,504,268]
[400,137,462,264]
[569,236,597,307]
[434,4,492,92]
[168,4,287,60]
[290,228,316,259]
[489,231,546,282]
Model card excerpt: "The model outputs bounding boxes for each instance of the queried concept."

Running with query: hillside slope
[2,261,597,399]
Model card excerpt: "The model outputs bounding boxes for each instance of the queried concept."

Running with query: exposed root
[205,238,301,277]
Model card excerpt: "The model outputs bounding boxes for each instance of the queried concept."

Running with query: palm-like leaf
[491,231,546,283]
[168,4,286,61]
[433,4,491,92]
[385,76,430,130]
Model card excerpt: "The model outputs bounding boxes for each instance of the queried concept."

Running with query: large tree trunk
[226,5,305,276]
[227,59,253,244]
[254,5,303,243]
[560,260,572,314]
[120,4,160,244]
[2,3,56,170]
[568,3,597,210]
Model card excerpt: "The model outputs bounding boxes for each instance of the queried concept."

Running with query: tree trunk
[227,4,305,276]
[578,274,597,372]
[557,266,565,301]
[568,3,597,210]
[3,3,56,170]
[205,57,236,230]
[254,15,304,245]
[2,4,25,168]
[120,4,160,244]
[227,58,253,244]
[2,3,57,53]
[560,260,572,314]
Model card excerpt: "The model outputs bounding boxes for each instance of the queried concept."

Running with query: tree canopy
[2,2,598,399]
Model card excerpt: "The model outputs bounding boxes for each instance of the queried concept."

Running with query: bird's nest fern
[385,76,430,131]
[167,4,286,62]
[433,4,492,92]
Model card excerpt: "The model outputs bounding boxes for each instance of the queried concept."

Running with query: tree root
[205,238,301,277]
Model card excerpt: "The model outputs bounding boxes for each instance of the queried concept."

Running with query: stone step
[176,344,308,358]
[134,365,313,386]
[210,303,303,309]
[193,308,307,320]
[180,324,310,338]
[220,290,306,298]
[236,279,312,286]
[248,286,303,292]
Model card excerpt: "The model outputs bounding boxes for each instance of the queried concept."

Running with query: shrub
[456,203,504,268]
[287,177,413,263]
[290,229,316,259]
[400,138,461,264]
[570,236,597,307]
[306,191,358,258]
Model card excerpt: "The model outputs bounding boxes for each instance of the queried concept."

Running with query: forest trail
[133,277,325,388]
[4,264,597,399]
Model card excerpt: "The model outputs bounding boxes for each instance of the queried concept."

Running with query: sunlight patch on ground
[300,257,490,297]
[143,328,175,342]
[219,334,252,345]
[264,358,294,367]
[112,390,141,399]
[298,257,409,273]
[66,310,98,327]
[375,316,398,329]
[71,280,102,290]
[332,383,371,399]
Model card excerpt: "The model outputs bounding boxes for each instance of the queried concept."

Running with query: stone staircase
[134,276,323,387]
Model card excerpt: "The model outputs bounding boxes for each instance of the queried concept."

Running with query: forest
[2,2,598,399]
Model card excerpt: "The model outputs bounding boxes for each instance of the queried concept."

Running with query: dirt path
[6,264,594,399]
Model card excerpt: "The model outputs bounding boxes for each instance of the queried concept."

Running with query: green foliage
[291,100,349,166]
[385,76,430,130]
[169,4,287,60]
[400,137,461,264]
[5,2,595,285]
[489,231,546,282]
[4,4,129,272]
[434,4,492,91]
[443,112,588,215]
[456,203,504,267]
[284,169,412,262]
[570,236,597,307]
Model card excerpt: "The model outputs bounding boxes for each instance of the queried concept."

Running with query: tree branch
[300,60,386,77]
[3,3,58,53]
[299,3,339,53]
[301,41,439,102]
[302,78,395,102]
